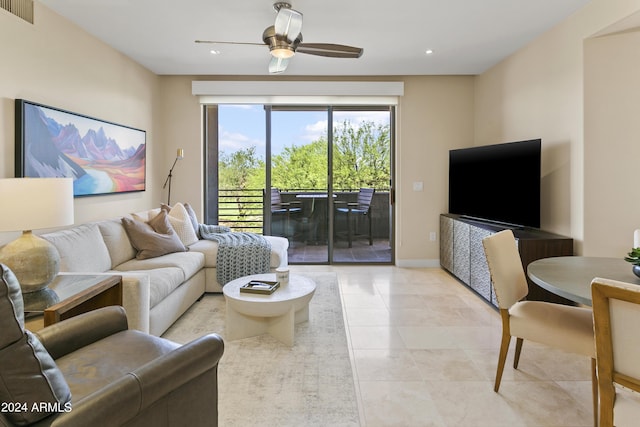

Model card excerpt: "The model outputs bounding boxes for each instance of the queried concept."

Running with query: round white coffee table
[222,273,316,346]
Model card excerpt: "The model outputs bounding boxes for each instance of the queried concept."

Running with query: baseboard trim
[396,259,441,268]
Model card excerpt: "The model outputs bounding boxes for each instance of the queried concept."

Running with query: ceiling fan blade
[195,40,265,46]
[274,7,303,41]
[269,56,289,74]
[296,43,363,58]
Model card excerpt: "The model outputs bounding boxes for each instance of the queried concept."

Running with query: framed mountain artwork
[15,99,146,197]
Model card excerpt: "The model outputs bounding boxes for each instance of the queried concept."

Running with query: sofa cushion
[122,211,187,260]
[43,223,112,273]
[263,236,289,268]
[115,252,204,283]
[188,240,219,268]
[113,267,184,309]
[162,203,199,246]
[97,218,137,268]
[0,265,72,425]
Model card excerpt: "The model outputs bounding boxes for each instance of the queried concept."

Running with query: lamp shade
[0,178,74,232]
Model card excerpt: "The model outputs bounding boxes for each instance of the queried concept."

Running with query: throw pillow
[162,203,199,246]
[131,208,161,223]
[184,203,201,239]
[122,211,187,260]
[0,264,72,425]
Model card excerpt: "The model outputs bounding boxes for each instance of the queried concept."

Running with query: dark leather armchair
[335,188,375,248]
[0,264,224,427]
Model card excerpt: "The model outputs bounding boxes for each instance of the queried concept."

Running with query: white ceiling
[39,0,592,76]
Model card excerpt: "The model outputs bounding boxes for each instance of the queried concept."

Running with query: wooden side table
[24,274,123,331]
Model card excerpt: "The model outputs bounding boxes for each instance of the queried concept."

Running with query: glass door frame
[267,105,333,263]
[204,103,396,265]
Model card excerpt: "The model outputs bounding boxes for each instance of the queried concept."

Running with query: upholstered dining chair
[591,277,640,427]
[482,229,597,426]
[270,188,302,237]
[335,188,375,248]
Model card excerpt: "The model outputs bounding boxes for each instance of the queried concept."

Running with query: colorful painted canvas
[15,99,146,197]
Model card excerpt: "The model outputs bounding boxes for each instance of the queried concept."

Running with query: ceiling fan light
[271,47,295,59]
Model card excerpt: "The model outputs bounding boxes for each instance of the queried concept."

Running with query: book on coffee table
[239,280,280,295]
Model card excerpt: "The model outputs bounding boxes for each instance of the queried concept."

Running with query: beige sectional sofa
[41,207,288,336]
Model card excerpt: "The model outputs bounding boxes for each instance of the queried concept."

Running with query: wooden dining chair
[482,229,597,426]
[334,188,374,248]
[591,277,640,427]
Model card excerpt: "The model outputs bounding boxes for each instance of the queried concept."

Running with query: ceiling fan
[195,2,363,74]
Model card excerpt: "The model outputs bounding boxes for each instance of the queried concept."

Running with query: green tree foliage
[219,146,264,190]
[218,119,389,208]
[218,146,264,226]
[272,120,390,191]
[272,138,328,190]
[332,120,390,191]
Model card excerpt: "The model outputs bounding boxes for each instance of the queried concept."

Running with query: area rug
[162,272,360,427]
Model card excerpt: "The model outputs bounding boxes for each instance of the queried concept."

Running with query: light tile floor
[290,265,594,427]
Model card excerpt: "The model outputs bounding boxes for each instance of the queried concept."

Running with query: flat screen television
[448,139,541,228]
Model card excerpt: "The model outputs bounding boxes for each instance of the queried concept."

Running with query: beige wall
[0,4,160,244]
[584,25,640,256]
[475,0,640,256]
[156,76,203,212]
[396,76,475,264]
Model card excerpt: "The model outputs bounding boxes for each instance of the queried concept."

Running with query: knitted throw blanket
[199,225,272,286]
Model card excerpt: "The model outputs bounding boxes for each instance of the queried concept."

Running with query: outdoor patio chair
[270,188,302,237]
[335,188,374,248]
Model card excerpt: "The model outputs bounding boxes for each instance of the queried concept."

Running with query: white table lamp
[0,178,74,292]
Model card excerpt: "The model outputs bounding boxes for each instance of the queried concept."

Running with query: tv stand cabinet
[440,214,574,307]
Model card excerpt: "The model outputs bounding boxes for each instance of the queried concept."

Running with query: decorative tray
[239,280,280,295]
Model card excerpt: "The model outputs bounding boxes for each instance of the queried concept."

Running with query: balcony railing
[217,188,264,233]
[216,188,390,238]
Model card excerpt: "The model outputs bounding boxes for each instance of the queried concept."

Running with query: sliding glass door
[205,104,394,264]
[204,105,265,232]
[331,109,393,263]
[270,108,330,263]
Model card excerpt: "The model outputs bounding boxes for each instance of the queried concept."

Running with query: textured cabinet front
[452,221,470,284]
[440,213,574,308]
[440,215,454,272]
[469,227,493,302]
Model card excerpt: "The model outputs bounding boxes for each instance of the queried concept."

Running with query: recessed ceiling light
[210,49,221,55]
[425,49,434,55]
